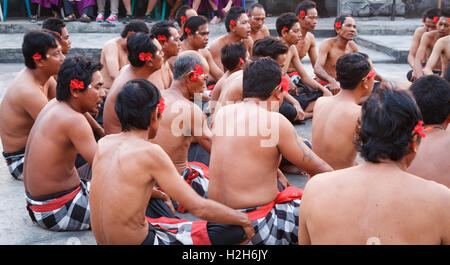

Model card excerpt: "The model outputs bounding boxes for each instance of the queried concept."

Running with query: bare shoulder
[209,35,226,51]
[413,26,426,38]
[348,41,359,52]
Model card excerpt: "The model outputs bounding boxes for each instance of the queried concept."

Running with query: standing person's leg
[96,0,106,22]
[144,0,158,22]
[209,0,220,24]
[167,0,182,19]
[105,0,119,23]
[122,0,133,23]
[192,0,202,12]
[79,0,96,22]
[63,0,77,21]
[30,1,39,22]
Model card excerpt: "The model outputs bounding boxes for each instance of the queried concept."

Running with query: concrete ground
[0,15,415,244]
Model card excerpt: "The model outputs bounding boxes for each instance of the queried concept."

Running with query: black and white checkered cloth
[25,179,91,231]
[174,162,209,213]
[2,149,25,181]
[240,186,303,245]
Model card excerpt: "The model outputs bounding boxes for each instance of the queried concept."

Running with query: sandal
[63,14,76,22]
[79,14,92,23]
[30,15,38,23]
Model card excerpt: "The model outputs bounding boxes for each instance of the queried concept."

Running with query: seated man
[423,35,450,77]
[90,79,254,245]
[103,33,164,135]
[150,51,213,202]
[276,12,331,119]
[175,5,198,37]
[24,56,106,231]
[100,20,149,92]
[181,16,224,83]
[208,58,333,245]
[209,6,253,72]
[412,7,450,81]
[408,76,450,188]
[312,53,374,170]
[248,3,270,42]
[406,8,441,81]
[149,21,181,90]
[299,88,450,244]
[294,1,319,66]
[0,30,64,181]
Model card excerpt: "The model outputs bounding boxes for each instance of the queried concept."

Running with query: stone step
[355,35,411,64]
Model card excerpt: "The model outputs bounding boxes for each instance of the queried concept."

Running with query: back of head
[441,7,450,18]
[173,51,203,80]
[42,17,66,35]
[248,3,265,15]
[175,5,192,27]
[126,33,157,67]
[56,56,103,101]
[355,88,422,163]
[295,0,316,17]
[336,53,371,90]
[225,6,245,32]
[115,79,161,132]
[423,7,441,20]
[334,15,351,32]
[22,29,58,69]
[275,12,298,36]
[221,43,247,71]
[121,19,149,38]
[150,20,176,40]
[409,75,450,125]
[181,16,208,41]
[243,57,282,100]
[252,36,288,60]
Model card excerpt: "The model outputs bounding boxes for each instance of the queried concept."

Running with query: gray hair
[173,52,203,80]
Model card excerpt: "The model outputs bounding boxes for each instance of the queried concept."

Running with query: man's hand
[288,78,298,95]
[277,169,291,190]
[293,102,305,121]
[239,215,255,245]
[412,69,423,81]
[152,188,176,215]
[328,81,341,95]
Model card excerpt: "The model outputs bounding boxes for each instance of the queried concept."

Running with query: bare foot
[210,16,221,24]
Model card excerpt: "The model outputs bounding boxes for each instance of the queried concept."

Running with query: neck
[183,40,198,51]
[122,129,149,140]
[227,32,242,43]
[367,159,409,171]
[300,27,308,38]
[425,123,448,131]
[119,37,127,50]
[29,68,53,87]
[169,80,191,99]
[129,65,155,79]
[242,97,277,111]
[281,38,295,47]
[336,88,362,104]
[64,99,84,114]
[336,36,349,49]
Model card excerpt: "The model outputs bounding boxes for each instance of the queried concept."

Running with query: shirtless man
[208,58,332,245]
[248,3,270,42]
[294,1,318,65]
[406,8,441,81]
[181,16,224,82]
[150,52,212,198]
[312,53,374,170]
[24,56,105,231]
[103,33,164,135]
[276,12,331,119]
[0,30,64,181]
[90,79,254,245]
[412,8,450,81]
[299,88,450,245]
[148,21,181,90]
[175,4,198,37]
[209,6,253,72]
[408,76,450,188]
[423,35,450,77]
[99,19,149,91]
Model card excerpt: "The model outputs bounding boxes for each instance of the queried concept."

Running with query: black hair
[444,64,450,83]
[423,7,441,20]
[252,36,288,60]
[355,88,422,163]
[334,15,351,31]
[295,0,316,17]
[42,17,66,35]
[221,43,248,71]
[126,33,158,67]
[41,28,62,43]
[181,16,208,41]
[409,75,450,125]
[151,20,176,41]
[248,3,265,15]
[275,12,298,36]
[56,55,103,101]
[22,30,58,69]
[336,53,371,90]
[115,78,161,132]
[175,5,193,27]
[243,57,282,100]
[441,7,450,18]
[225,6,246,32]
[121,19,149,38]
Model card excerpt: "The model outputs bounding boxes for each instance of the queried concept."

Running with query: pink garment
[67,0,96,16]
[31,0,61,9]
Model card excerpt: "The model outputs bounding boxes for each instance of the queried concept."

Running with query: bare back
[100,38,129,89]
[0,69,48,153]
[407,129,450,188]
[216,71,243,110]
[312,95,360,169]
[299,164,450,244]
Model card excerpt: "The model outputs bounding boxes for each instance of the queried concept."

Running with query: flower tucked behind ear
[335,21,342,29]
[139,52,152,62]
[190,64,205,82]
[412,120,433,138]
[70,79,84,90]
[299,10,306,18]
[230,20,237,26]
[282,26,289,32]
[272,76,289,93]
[185,27,191,34]
[433,16,439,23]
[157,35,167,41]
[180,16,186,22]
[157,97,166,115]
[32,53,42,60]
[239,57,245,65]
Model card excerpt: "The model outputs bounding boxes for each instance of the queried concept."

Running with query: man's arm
[23,89,49,121]
[283,92,305,121]
[277,117,333,176]
[314,40,340,94]
[408,28,424,68]
[209,40,224,72]
[413,33,432,80]
[84,113,105,138]
[202,49,224,81]
[103,44,121,81]
[191,104,212,153]
[423,37,445,75]
[67,114,98,165]
[308,34,318,68]
[149,144,254,244]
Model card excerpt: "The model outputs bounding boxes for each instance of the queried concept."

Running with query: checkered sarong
[174,162,209,213]
[2,149,25,181]
[25,179,91,231]
[241,187,303,245]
